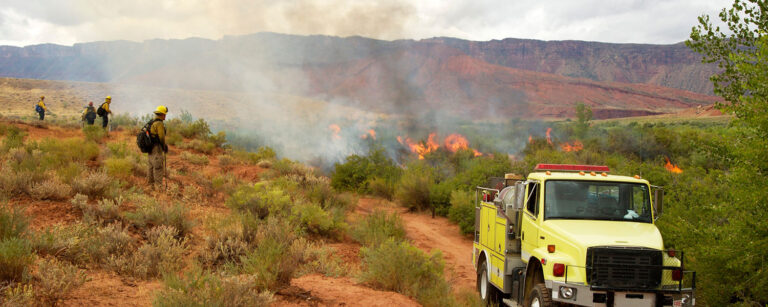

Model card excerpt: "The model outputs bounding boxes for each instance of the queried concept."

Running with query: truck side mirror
[651,185,663,220]
[514,182,526,210]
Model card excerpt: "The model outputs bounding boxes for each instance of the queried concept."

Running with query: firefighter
[82,102,97,125]
[98,96,112,130]
[36,96,46,120]
[147,105,169,189]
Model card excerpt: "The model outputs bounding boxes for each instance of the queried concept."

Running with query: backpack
[137,119,161,153]
[97,103,106,116]
[85,106,97,121]
[35,105,43,113]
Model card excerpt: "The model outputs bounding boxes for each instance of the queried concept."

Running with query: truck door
[520,182,540,260]
[481,204,491,248]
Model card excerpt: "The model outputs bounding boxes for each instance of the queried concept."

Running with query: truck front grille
[586,246,662,290]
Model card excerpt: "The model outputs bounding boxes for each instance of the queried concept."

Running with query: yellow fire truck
[473,164,695,307]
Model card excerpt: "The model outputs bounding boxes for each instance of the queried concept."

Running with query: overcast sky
[0,0,731,47]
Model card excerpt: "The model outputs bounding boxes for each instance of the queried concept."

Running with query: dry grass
[70,171,113,199]
[35,257,88,304]
[29,178,72,200]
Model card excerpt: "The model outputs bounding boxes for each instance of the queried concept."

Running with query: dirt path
[355,197,476,293]
[274,274,420,307]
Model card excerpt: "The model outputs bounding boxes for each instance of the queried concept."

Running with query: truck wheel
[477,260,499,305]
[526,283,553,307]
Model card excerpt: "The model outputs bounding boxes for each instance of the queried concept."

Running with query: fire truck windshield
[544,180,652,223]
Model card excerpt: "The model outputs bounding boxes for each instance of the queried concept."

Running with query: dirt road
[355,197,477,293]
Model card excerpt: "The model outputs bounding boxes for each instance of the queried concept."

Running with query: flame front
[664,156,683,173]
[444,134,482,156]
[560,141,584,152]
[528,135,533,144]
[329,124,341,140]
[399,133,482,159]
[404,133,440,159]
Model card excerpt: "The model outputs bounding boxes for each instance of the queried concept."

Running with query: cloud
[0,0,732,46]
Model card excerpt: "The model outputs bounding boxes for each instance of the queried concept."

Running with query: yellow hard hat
[105,96,111,100]
[40,96,45,99]
[154,105,168,115]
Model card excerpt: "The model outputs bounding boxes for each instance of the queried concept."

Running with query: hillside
[0,33,720,120]
[0,116,480,306]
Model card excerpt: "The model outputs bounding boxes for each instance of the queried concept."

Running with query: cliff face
[0,33,719,119]
[428,38,717,94]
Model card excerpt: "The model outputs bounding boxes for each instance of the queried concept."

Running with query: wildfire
[329,124,341,140]
[528,135,533,144]
[362,129,376,140]
[560,141,584,152]
[546,128,553,145]
[444,134,482,156]
[664,156,683,174]
[398,133,482,159]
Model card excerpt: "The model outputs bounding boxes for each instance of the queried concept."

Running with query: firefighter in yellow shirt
[147,105,168,189]
[98,96,112,129]
[82,102,97,125]
[36,96,46,120]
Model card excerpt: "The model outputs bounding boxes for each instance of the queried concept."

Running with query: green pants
[148,145,164,186]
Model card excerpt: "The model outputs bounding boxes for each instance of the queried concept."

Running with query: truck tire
[526,283,553,307]
[477,260,499,306]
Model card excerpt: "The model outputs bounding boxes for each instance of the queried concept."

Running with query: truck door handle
[487,225,490,231]
[522,232,524,240]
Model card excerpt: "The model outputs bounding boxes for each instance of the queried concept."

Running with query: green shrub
[395,163,435,211]
[447,190,475,236]
[104,157,136,178]
[106,142,131,159]
[35,257,88,304]
[359,239,455,307]
[154,269,273,307]
[367,177,395,200]
[181,139,216,154]
[82,125,106,142]
[166,131,183,146]
[429,181,454,216]
[0,206,28,241]
[351,210,406,247]
[0,238,34,282]
[36,138,100,166]
[290,203,340,237]
[226,183,291,219]
[124,201,193,236]
[56,162,85,184]
[1,126,25,153]
[331,148,401,193]
[181,151,209,165]
[237,235,300,291]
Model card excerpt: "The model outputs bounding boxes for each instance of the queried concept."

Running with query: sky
[0,0,731,47]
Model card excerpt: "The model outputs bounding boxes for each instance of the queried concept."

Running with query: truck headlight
[559,286,576,300]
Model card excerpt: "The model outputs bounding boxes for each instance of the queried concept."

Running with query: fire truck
[473,164,695,307]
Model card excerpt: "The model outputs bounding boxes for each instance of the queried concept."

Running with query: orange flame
[397,136,404,145]
[546,128,553,145]
[560,141,584,152]
[329,124,341,140]
[362,129,376,140]
[664,156,683,174]
[404,133,440,159]
[528,135,533,144]
[444,134,483,156]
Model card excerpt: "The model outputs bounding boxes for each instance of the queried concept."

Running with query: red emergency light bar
[534,164,610,173]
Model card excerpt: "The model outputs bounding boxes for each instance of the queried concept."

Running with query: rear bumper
[548,280,694,307]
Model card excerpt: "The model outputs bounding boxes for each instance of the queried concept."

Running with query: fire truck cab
[472,164,695,307]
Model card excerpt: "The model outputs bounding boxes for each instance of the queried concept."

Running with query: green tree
[573,102,592,138]
[687,1,768,304]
